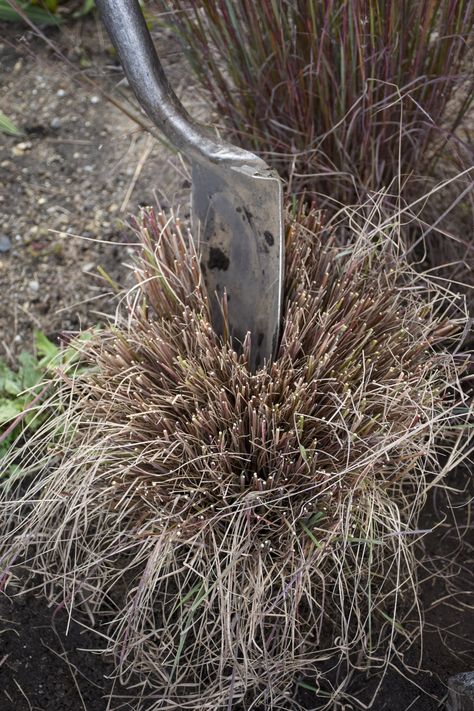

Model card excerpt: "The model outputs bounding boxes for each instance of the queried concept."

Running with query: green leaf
[24,407,43,428]
[60,330,95,370]
[347,536,383,545]
[307,511,326,527]
[35,330,58,361]
[299,521,322,549]
[0,461,22,481]
[0,0,61,25]
[379,609,406,634]
[0,361,21,396]
[17,351,41,390]
[0,399,23,425]
[3,377,21,397]
[0,111,22,136]
[73,0,94,18]
[297,681,319,693]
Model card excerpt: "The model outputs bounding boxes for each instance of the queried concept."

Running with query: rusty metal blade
[192,160,283,372]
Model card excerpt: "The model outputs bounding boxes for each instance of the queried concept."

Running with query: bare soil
[0,16,473,711]
[0,17,190,363]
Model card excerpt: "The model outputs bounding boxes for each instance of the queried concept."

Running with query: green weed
[0,330,93,466]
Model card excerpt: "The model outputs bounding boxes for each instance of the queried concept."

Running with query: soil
[0,590,134,711]
[0,15,473,711]
[0,16,191,364]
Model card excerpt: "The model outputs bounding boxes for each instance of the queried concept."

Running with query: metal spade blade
[96,0,284,371]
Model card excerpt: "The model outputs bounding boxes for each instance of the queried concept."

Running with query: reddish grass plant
[159,0,473,204]
[1,204,471,709]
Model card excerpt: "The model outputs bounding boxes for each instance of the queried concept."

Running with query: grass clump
[160,0,473,203]
[0,204,470,709]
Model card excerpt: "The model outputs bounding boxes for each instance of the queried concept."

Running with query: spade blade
[192,159,284,372]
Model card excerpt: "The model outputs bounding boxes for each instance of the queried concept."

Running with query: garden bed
[0,16,472,711]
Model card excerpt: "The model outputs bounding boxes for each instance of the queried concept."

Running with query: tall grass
[161,0,473,205]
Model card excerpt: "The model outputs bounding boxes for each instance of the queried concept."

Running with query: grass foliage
[0,110,23,136]
[162,0,473,203]
[0,0,94,24]
[1,204,471,709]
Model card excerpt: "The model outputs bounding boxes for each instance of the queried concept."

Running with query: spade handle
[95,0,265,169]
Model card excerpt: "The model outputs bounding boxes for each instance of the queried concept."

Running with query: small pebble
[56,88,66,97]
[12,141,32,155]
[50,117,61,129]
[90,95,100,104]
[0,235,11,252]
[28,280,39,293]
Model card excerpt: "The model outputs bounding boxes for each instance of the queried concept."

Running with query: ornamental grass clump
[160,0,473,204]
[1,204,470,709]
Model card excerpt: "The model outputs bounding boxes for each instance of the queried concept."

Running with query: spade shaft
[96,0,284,371]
